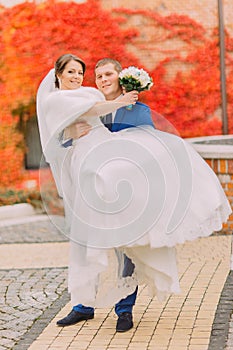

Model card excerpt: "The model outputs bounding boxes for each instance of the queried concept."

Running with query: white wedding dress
[37,69,232,307]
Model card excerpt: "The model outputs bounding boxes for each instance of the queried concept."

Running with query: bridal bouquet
[119,66,153,93]
[119,66,153,109]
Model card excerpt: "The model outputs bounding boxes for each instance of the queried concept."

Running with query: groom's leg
[73,304,94,314]
[57,304,94,327]
[115,255,138,332]
[115,287,138,316]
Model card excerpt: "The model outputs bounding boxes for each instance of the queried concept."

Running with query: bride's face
[58,60,84,90]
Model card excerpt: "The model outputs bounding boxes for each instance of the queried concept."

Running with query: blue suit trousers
[73,255,138,315]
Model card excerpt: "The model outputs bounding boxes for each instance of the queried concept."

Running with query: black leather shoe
[56,309,94,326]
[116,312,133,332]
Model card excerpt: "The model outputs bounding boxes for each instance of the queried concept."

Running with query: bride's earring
[58,78,61,88]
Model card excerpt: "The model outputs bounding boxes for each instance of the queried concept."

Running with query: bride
[37,53,231,307]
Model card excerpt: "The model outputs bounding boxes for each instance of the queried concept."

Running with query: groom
[57,58,154,332]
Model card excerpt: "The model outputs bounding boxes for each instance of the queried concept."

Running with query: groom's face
[95,63,122,101]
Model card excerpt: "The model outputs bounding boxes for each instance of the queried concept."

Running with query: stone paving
[0,215,233,349]
[0,216,69,350]
[211,270,233,350]
[0,268,67,350]
[0,215,68,244]
[226,304,233,350]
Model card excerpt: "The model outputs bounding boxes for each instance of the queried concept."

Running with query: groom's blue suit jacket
[110,102,154,132]
[62,101,154,147]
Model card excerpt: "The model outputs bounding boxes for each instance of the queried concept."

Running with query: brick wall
[102,0,233,34]
[101,0,233,70]
[205,158,233,234]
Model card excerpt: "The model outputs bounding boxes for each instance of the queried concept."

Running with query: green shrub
[0,188,42,209]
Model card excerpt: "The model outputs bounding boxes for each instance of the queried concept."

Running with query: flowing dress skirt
[61,125,231,307]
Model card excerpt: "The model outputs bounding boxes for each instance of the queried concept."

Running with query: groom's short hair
[95,58,122,73]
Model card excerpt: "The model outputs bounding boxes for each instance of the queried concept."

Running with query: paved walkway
[0,213,233,350]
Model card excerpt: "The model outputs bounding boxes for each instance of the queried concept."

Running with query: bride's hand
[118,90,139,106]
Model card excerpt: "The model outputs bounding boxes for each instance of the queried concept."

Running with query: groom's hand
[64,120,92,140]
